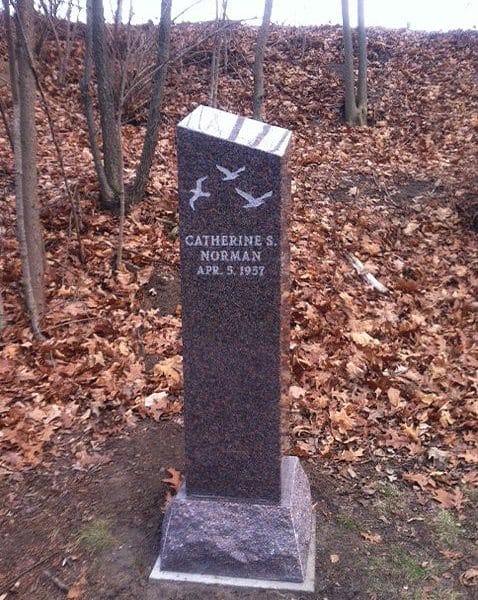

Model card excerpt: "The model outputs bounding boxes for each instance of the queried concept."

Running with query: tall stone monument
[150,106,315,591]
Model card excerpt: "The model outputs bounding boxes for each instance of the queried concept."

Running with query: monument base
[149,457,315,591]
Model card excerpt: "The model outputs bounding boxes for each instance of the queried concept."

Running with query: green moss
[336,512,362,532]
[378,482,402,499]
[78,519,116,554]
[375,482,405,516]
[368,545,429,595]
[432,510,463,547]
[464,486,478,506]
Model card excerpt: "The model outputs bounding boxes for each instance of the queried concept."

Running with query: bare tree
[114,0,123,41]
[357,0,367,121]
[252,0,273,120]
[0,96,14,151]
[209,0,228,108]
[59,0,78,86]
[83,0,172,210]
[0,287,5,334]
[341,0,367,126]
[90,0,123,209]
[3,0,45,335]
[81,0,113,207]
[129,0,172,204]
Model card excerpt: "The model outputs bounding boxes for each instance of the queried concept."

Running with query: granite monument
[150,105,315,592]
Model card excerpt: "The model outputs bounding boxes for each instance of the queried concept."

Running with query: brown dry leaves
[0,24,477,506]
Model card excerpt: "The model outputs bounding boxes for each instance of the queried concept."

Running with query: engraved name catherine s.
[184,234,274,247]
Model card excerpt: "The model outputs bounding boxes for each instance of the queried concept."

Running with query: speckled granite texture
[157,457,313,582]
[177,106,292,502]
[154,107,314,587]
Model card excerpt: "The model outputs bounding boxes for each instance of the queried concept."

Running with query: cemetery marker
[150,106,315,592]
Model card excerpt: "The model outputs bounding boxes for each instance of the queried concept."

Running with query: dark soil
[1,421,476,600]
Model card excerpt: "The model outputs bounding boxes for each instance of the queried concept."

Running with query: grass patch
[464,486,478,506]
[425,592,464,600]
[375,483,405,516]
[408,591,465,600]
[368,545,429,595]
[78,518,116,553]
[378,482,402,499]
[336,512,362,532]
[389,547,428,581]
[432,510,463,547]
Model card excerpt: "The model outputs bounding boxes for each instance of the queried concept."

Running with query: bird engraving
[188,176,210,210]
[235,188,273,208]
[216,165,246,181]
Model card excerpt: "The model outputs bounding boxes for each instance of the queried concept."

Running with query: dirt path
[0,421,476,600]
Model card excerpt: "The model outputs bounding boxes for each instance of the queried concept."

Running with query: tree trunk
[91,0,123,208]
[58,0,75,86]
[114,0,123,41]
[0,286,5,334]
[81,0,113,205]
[341,0,359,125]
[209,1,227,108]
[209,1,220,108]
[357,0,367,125]
[252,0,273,121]
[0,95,14,152]
[129,0,172,205]
[5,0,45,334]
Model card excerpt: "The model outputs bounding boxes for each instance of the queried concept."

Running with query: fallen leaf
[153,355,183,388]
[362,241,381,255]
[346,360,365,378]
[73,450,111,471]
[427,447,449,465]
[432,488,464,510]
[440,549,463,560]
[290,385,305,400]
[387,387,401,406]
[339,448,364,462]
[351,331,380,347]
[459,449,478,464]
[403,221,419,235]
[403,472,434,491]
[330,407,355,433]
[67,569,86,599]
[162,467,181,493]
[402,424,421,442]
[460,567,478,587]
[144,391,169,408]
[361,531,382,544]
[330,554,340,563]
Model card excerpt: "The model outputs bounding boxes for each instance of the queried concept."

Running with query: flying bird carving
[188,176,210,210]
[216,165,246,181]
[235,188,273,208]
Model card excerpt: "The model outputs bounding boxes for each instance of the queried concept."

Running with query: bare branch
[348,254,390,294]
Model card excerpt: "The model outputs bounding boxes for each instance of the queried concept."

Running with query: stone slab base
[149,456,314,589]
[148,515,315,595]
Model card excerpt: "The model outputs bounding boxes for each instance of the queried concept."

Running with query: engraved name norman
[184,234,276,276]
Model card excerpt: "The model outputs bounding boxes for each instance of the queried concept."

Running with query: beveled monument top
[178,105,291,157]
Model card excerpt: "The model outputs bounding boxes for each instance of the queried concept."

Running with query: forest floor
[0,19,477,600]
[1,420,477,600]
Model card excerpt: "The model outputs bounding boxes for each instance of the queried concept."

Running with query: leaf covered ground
[0,20,477,594]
